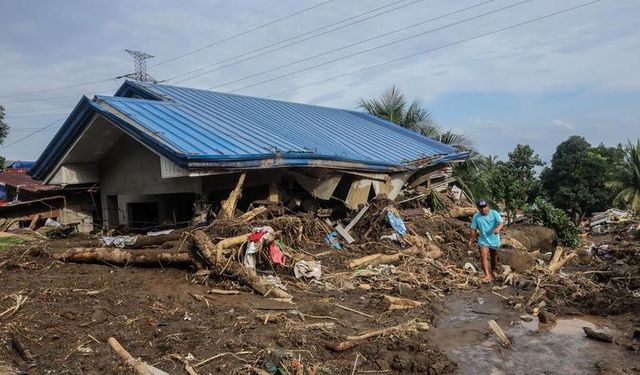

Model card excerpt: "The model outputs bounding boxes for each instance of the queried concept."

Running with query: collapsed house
[29,81,467,230]
[0,162,97,232]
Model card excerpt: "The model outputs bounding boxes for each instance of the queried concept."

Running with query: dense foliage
[525,197,580,248]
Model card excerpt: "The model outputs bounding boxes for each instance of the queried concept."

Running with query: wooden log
[348,246,439,269]
[450,206,477,219]
[219,173,246,218]
[384,295,423,310]
[330,321,429,351]
[52,248,193,266]
[11,334,35,365]
[107,337,152,375]
[192,230,292,299]
[488,320,511,348]
[28,214,41,230]
[240,206,268,222]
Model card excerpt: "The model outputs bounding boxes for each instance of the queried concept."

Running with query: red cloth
[248,230,268,242]
[269,242,285,265]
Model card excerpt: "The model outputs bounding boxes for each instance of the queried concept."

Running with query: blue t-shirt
[471,209,503,248]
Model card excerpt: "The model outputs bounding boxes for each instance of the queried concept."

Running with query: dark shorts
[477,245,500,251]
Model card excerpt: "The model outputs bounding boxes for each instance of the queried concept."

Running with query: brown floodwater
[429,291,639,375]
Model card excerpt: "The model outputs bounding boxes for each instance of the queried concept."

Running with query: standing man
[468,199,504,282]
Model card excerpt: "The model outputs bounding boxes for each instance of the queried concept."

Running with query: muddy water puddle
[429,292,637,375]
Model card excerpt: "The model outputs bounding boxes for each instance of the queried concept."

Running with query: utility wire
[150,0,338,68]
[208,0,506,90]
[215,0,536,92]
[263,0,605,99]
[0,116,66,151]
[0,1,336,99]
[167,0,425,83]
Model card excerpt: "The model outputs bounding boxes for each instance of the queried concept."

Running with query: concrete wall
[60,194,96,233]
[99,136,202,227]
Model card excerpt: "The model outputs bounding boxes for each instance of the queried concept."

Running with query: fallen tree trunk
[52,248,193,266]
[329,320,429,352]
[449,206,477,219]
[348,245,441,269]
[192,231,292,299]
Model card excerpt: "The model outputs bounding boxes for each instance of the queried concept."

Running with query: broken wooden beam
[488,319,511,348]
[219,173,246,218]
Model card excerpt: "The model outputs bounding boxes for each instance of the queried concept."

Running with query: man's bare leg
[490,249,499,278]
[479,246,492,282]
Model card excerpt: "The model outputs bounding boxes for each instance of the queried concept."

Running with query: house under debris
[0,163,97,232]
[29,81,467,229]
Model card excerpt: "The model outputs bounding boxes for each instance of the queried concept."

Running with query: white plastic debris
[294,261,322,280]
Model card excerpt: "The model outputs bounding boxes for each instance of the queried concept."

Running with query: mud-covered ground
[1,219,639,374]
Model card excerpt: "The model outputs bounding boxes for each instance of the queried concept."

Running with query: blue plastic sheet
[324,231,342,250]
[386,211,407,236]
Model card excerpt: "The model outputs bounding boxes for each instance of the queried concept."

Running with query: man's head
[476,199,490,215]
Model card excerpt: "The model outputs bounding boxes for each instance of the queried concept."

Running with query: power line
[0,1,337,100]
[217,0,537,92]
[0,78,117,99]
[167,0,424,83]
[0,116,66,151]
[264,0,605,99]
[208,0,505,90]
[150,0,338,68]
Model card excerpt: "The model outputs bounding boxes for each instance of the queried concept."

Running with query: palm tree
[358,86,440,138]
[608,140,640,214]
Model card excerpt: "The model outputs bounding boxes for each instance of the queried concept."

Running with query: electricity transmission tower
[122,49,157,83]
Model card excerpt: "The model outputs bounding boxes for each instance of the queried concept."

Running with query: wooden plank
[335,224,355,244]
[345,178,372,210]
[344,205,369,232]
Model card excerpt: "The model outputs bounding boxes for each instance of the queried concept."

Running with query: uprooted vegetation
[1,187,639,374]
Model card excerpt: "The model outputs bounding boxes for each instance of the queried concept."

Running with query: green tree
[607,140,640,214]
[358,86,440,137]
[489,145,543,222]
[543,136,616,223]
[0,105,9,167]
[525,197,580,248]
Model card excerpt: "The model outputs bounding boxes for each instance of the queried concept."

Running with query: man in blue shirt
[468,199,504,282]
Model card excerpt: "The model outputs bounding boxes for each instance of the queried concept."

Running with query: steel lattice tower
[124,49,157,83]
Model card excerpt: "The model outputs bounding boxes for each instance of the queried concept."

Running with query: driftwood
[107,337,153,375]
[348,245,441,269]
[52,248,193,266]
[488,319,511,348]
[28,214,41,230]
[330,320,429,352]
[384,295,423,310]
[192,230,292,299]
[219,173,246,218]
[548,246,577,274]
[240,206,268,222]
[450,206,477,219]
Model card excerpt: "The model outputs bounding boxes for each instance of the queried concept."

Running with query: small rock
[520,315,534,322]
[584,327,613,343]
[538,310,557,324]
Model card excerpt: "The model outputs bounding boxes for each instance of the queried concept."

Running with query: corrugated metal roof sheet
[32,81,467,179]
[103,81,465,167]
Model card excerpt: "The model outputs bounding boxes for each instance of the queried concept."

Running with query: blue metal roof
[32,81,467,179]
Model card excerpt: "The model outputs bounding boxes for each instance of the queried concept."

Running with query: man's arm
[493,211,504,234]
[468,229,477,247]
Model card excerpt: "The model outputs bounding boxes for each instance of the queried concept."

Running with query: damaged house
[29,81,467,230]
[0,161,97,232]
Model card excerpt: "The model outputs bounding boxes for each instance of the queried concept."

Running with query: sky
[0,0,638,163]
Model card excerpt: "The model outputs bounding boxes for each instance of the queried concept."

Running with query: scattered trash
[293,261,322,280]
[463,262,478,273]
[100,235,138,248]
[324,231,342,250]
[45,218,63,228]
[265,275,287,291]
[147,229,174,236]
[386,209,407,236]
[183,312,192,321]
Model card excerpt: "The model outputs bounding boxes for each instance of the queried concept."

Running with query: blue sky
[0,0,638,163]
